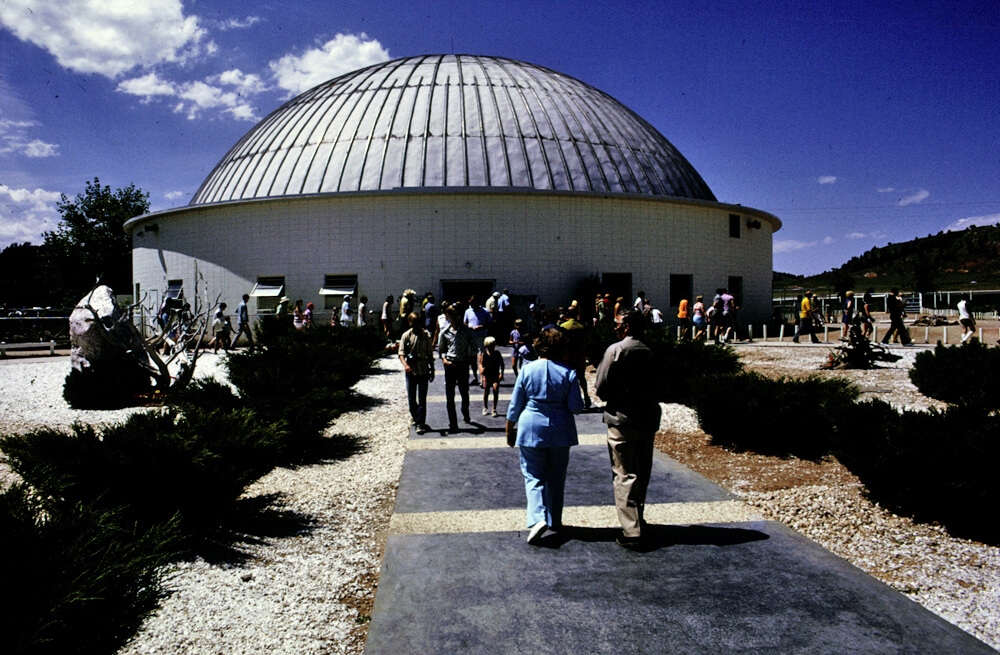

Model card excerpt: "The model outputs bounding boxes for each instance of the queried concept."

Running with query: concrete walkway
[365,351,995,654]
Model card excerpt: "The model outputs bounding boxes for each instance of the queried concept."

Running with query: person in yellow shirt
[793,291,820,343]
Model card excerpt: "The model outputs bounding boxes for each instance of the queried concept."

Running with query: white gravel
[0,354,409,654]
[2,347,998,652]
[115,356,409,655]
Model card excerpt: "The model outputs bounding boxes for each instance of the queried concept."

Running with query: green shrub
[909,340,1000,410]
[691,371,859,459]
[587,325,742,405]
[833,400,999,544]
[0,484,178,655]
[0,408,285,547]
[63,361,152,409]
[225,324,384,454]
[644,331,743,405]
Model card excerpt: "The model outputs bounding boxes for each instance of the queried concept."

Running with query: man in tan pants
[595,309,662,549]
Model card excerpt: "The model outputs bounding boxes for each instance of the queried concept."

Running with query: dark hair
[534,327,566,360]
[617,308,645,334]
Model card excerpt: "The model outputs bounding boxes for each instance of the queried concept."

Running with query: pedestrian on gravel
[881,288,911,346]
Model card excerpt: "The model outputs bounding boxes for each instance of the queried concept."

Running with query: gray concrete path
[365,349,995,654]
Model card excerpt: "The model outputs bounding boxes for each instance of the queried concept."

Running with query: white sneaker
[527,521,548,545]
[482,407,490,416]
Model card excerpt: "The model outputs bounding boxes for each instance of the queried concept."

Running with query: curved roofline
[126,187,781,233]
[189,54,717,205]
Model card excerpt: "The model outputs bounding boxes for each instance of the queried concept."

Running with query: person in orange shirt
[677,298,691,340]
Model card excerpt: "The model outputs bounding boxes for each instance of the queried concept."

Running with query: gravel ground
[0,354,409,654]
[2,345,998,652]
[655,343,1000,651]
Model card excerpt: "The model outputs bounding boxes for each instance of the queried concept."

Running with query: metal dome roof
[190,54,716,205]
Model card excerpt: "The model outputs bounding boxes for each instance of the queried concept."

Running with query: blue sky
[1,0,997,275]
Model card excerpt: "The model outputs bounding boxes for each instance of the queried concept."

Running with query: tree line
[0,178,148,308]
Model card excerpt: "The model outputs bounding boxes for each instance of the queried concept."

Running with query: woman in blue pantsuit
[506,328,585,545]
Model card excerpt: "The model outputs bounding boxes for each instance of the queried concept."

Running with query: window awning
[319,274,357,296]
[251,277,285,297]
[165,280,183,299]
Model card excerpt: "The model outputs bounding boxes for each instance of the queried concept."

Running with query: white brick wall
[130,191,778,324]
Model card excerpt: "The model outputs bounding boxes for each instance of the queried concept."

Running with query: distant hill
[774,223,1000,293]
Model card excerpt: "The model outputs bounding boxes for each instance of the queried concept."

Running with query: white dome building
[126,54,780,324]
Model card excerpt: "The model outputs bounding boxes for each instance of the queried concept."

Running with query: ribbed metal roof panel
[190,54,716,205]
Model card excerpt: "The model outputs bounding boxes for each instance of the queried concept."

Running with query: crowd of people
[391,288,667,550]
[167,280,987,551]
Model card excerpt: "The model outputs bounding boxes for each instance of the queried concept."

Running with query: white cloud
[0,119,38,131]
[216,16,262,31]
[945,213,1000,232]
[165,191,185,200]
[270,33,390,96]
[774,239,817,254]
[876,186,895,193]
[118,71,259,121]
[846,231,888,242]
[117,72,177,99]
[898,189,930,206]
[0,120,59,157]
[0,0,208,78]
[215,69,268,95]
[22,139,59,157]
[817,176,837,185]
[822,236,835,245]
[1,136,59,158]
[0,184,62,247]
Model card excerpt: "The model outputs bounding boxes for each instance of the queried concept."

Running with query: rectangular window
[320,274,358,311]
[165,279,183,299]
[729,214,741,239]
[251,276,285,314]
[670,274,693,309]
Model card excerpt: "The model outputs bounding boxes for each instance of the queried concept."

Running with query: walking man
[958,295,976,343]
[439,303,477,432]
[399,312,435,434]
[792,291,820,343]
[595,309,662,549]
[881,288,911,346]
[464,295,491,384]
[233,294,254,351]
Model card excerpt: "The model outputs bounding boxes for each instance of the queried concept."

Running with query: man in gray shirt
[595,309,662,549]
[439,303,478,432]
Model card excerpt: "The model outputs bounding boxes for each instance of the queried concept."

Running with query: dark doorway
[670,274,693,311]
[601,272,632,305]
[440,279,495,307]
[728,276,744,304]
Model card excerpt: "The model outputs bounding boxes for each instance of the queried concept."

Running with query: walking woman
[506,328,585,545]
[692,295,707,341]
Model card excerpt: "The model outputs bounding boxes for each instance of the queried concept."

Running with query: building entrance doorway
[440,279,495,306]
